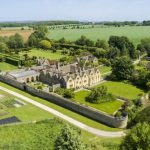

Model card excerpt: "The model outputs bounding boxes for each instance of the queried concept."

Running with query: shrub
[39,40,51,49]
[37,85,42,90]
[86,86,116,104]
[55,124,84,150]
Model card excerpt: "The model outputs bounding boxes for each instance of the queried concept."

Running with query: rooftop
[9,70,39,78]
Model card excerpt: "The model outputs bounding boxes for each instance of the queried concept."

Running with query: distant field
[0,29,33,41]
[19,48,64,60]
[48,26,150,45]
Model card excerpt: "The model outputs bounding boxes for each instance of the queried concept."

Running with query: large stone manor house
[7,55,101,89]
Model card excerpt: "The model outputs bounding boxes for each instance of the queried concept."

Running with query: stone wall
[0,75,24,90]
[0,75,128,128]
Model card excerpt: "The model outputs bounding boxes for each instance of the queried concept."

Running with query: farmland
[0,28,33,41]
[48,25,150,45]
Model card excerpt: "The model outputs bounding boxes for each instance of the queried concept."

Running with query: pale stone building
[7,55,101,89]
[7,70,40,83]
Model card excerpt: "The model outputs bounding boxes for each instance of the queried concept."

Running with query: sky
[0,0,150,22]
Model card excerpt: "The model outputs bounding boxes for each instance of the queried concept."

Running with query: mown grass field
[48,26,150,45]
[73,90,123,115]
[95,81,144,100]
[0,90,52,122]
[19,48,64,60]
[0,28,33,41]
[0,82,122,131]
[0,62,18,71]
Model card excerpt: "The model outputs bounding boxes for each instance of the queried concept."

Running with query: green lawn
[48,26,150,46]
[73,90,123,115]
[95,81,144,100]
[0,90,53,122]
[0,62,18,71]
[19,48,64,60]
[0,82,122,131]
[99,66,111,74]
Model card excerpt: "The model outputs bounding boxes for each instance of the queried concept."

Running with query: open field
[0,118,121,150]
[95,81,144,100]
[0,90,52,122]
[0,62,18,71]
[19,48,64,60]
[73,90,123,115]
[0,82,122,131]
[0,29,33,41]
[48,26,150,45]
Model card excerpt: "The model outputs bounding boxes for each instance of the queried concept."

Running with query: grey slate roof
[9,70,39,78]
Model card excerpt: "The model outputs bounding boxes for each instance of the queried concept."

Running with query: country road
[0,85,125,138]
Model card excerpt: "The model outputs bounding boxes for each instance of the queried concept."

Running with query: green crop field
[19,48,64,60]
[48,26,150,45]
[73,90,123,115]
[95,81,144,100]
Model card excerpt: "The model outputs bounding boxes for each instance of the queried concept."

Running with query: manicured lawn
[73,90,123,115]
[0,62,18,71]
[48,26,150,45]
[19,48,64,60]
[99,65,111,74]
[0,90,53,122]
[0,82,122,131]
[95,81,144,100]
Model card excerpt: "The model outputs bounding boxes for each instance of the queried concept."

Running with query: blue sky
[0,0,150,22]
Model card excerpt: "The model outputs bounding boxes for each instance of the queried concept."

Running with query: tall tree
[120,122,150,150]
[55,125,84,150]
[0,42,9,53]
[95,39,108,49]
[108,36,136,58]
[111,56,134,80]
[8,33,24,49]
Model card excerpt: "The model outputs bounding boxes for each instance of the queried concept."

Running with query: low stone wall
[0,75,128,128]
[0,75,24,90]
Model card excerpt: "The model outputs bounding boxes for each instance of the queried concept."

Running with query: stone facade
[7,55,101,89]
[7,69,40,83]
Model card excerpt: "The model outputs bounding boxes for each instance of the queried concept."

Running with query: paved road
[0,86,125,138]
